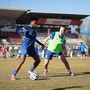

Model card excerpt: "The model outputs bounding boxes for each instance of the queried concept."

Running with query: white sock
[68,69,72,73]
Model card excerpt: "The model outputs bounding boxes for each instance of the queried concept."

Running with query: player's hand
[42,44,45,48]
[23,29,28,33]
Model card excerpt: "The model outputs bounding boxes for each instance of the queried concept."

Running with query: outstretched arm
[36,39,45,47]
[43,36,50,44]
[18,28,28,34]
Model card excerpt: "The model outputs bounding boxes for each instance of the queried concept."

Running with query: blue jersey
[18,25,37,48]
[18,25,44,56]
[79,44,86,52]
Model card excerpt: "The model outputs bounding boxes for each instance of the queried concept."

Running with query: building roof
[0,7,89,25]
[0,7,31,20]
[16,11,89,24]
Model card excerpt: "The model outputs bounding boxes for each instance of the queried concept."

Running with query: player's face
[59,27,65,35]
[30,20,38,27]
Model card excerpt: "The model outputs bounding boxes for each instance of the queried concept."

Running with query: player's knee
[36,59,41,64]
[38,60,41,64]
[20,61,24,65]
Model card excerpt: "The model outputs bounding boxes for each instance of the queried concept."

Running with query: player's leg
[28,55,41,75]
[83,54,86,59]
[16,55,26,72]
[5,53,6,58]
[3,53,4,58]
[3,53,6,58]
[32,55,41,69]
[80,52,84,60]
[43,59,50,75]
[43,50,53,75]
[58,54,74,76]
[11,55,26,80]
[81,54,83,60]
[27,48,41,74]
[82,52,86,59]
[11,46,27,80]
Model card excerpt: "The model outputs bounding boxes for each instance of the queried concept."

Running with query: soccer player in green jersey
[43,26,74,76]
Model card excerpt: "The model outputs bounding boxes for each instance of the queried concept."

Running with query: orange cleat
[27,71,32,75]
[11,76,16,80]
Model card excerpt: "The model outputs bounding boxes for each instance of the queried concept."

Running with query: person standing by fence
[1,45,7,59]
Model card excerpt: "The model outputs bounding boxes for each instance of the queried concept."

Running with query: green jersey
[48,32,66,53]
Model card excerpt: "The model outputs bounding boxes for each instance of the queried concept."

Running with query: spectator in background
[1,45,7,59]
[47,28,51,36]
[78,42,87,60]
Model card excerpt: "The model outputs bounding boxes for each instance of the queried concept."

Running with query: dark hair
[81,42,83,44]
[30,16,39,22]
[60,26,65,28]
[60,26,67,30]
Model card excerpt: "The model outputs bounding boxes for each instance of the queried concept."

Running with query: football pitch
[0,56,90,90]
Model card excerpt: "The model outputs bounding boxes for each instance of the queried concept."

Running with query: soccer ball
[30,71,39,80]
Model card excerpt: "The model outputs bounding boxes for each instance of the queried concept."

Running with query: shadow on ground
[52,86,83,90]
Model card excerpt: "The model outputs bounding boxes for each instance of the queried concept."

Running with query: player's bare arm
[43,36,50,44]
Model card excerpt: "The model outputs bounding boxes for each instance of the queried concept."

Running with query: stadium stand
[0,7,89,57]
[0,32,22,44]
[0,7,29,45]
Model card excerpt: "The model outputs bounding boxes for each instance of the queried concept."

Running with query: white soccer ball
[30,71,39,80]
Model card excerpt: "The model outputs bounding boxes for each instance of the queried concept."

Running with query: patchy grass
[0,57,90,90]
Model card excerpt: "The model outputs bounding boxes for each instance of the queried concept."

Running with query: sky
[0,0,90,15]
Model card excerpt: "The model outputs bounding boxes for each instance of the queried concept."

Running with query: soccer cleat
[11,75,16,80]
[27,71,32,75]
[69,72,75,76]
[43,70,48,75]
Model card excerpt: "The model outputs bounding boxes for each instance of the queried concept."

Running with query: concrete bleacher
[36,33,80,45]
[11,37,22,44]
[0,32,22,44]
[0,38,3,44]
[1,39,10,45]
[0,31,80,45]
[65,33,82,45]
[36,33,48,42]
[65,33,78,39]
[0,32,48,45]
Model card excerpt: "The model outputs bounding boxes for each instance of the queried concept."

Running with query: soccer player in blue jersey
[79,42,87,60]
[11,17,45,80]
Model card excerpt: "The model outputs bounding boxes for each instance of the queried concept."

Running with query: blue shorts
[20,46,39,57]
[45,50,63,60]
[81,51,85,54]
